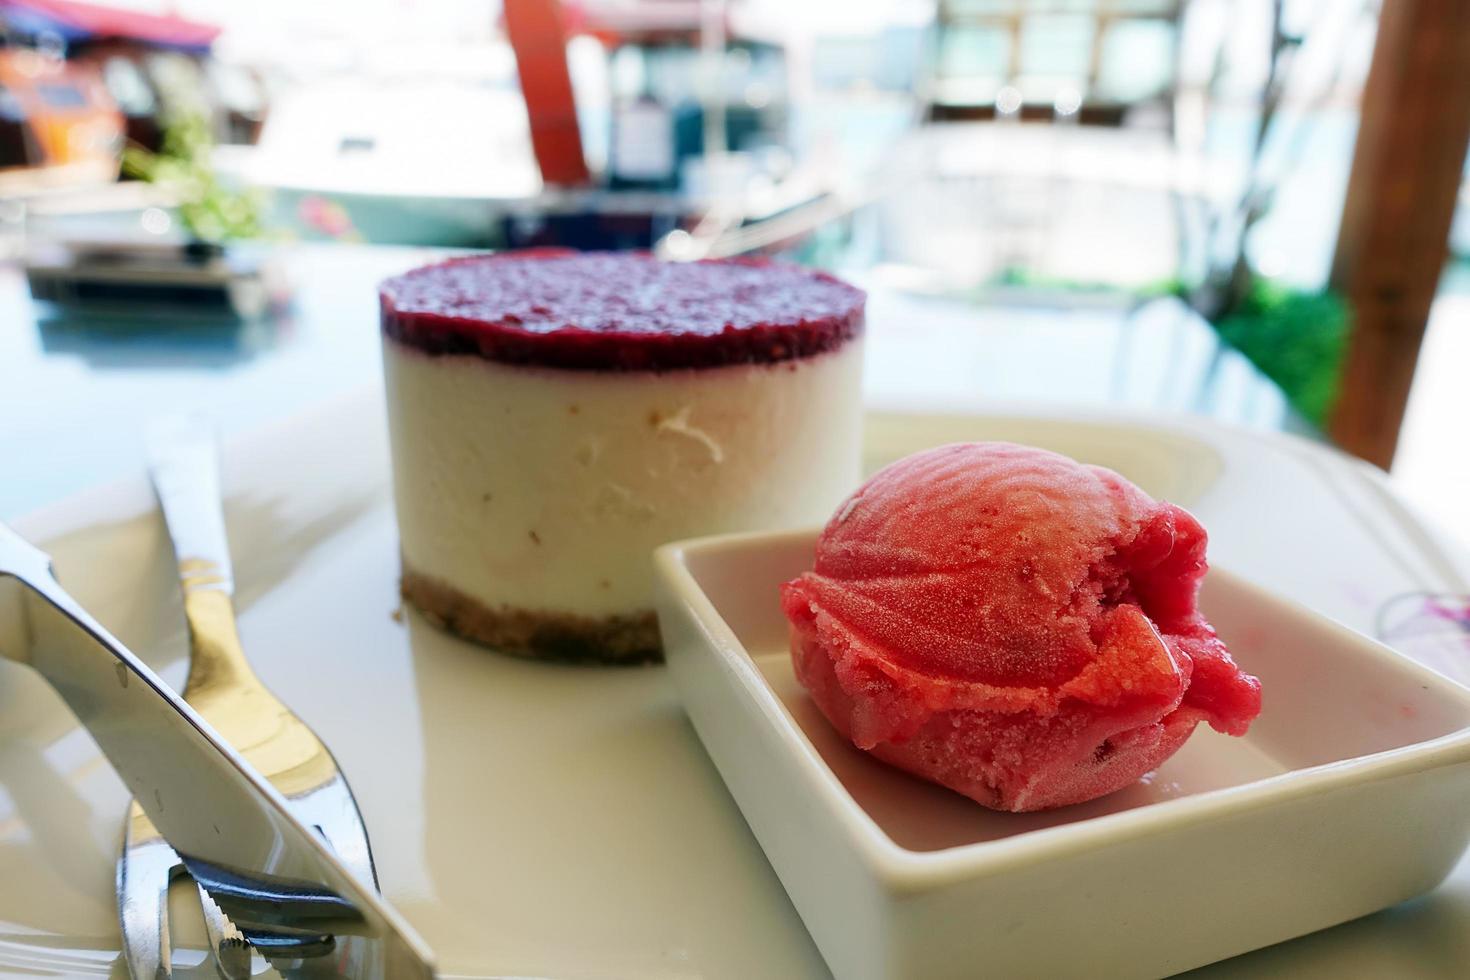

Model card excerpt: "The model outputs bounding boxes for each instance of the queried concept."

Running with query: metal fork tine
[118,809,182,980]
[122,802,331,978]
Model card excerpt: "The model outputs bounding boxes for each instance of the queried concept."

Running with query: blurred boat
[0,47,122,190]
[213,0,846,254]
[24,236,279,320]
[0,0,247,177]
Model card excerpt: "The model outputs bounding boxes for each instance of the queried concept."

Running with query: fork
[118,416,379,978]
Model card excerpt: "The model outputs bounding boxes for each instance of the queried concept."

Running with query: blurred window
[646,47,699,107]
[1110,0,1177,12]
[103,57,157,116]
[1094,17,1174,102]
[937,26,1009,79]
[145,52,208,115]
[945,0,1026,11]
[610,46,648,98]
[1018,14,1095,78]
[812,38,875,89]
[206,61,264,114]
[35,83,87,109]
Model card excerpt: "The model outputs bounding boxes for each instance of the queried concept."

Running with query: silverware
[116,415,382,977]
[0,523,435,979]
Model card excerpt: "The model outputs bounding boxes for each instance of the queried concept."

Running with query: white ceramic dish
[3,390,1470,978]
[655,528,1470,980]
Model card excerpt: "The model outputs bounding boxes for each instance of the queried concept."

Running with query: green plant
[1167,1,1370,432]
[1213,281,1349,427]
[122,113,265,243]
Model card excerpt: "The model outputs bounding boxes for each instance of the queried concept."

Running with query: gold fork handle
[148,417,333,795]
[146,415,263,702]
[180,588,266,714]
[180,576,336,799]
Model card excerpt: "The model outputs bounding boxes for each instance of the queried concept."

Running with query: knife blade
[0,520,436,978]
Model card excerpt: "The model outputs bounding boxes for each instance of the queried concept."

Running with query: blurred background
[1,0,1466,541]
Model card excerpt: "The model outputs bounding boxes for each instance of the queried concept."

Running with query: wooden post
[1329,0,1470,469]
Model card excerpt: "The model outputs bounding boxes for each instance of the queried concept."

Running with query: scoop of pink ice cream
[780,442,1262,812]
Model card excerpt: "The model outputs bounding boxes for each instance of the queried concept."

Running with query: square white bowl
[654,528,1470,980]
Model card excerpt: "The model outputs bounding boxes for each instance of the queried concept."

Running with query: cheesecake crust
[401,562,662,664]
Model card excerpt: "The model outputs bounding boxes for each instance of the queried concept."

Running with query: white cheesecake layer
[383,339,864,618]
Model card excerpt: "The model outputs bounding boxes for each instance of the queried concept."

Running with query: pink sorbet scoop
[780,442,1262,812]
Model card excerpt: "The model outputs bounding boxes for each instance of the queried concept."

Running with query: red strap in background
[504,0,591,188]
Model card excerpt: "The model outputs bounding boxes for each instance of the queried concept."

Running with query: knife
[0,520,436,978]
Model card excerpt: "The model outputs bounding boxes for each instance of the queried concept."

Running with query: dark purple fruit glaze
[379,250,866,372]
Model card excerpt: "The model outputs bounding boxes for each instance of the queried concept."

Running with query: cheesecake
[380,250,866,663]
